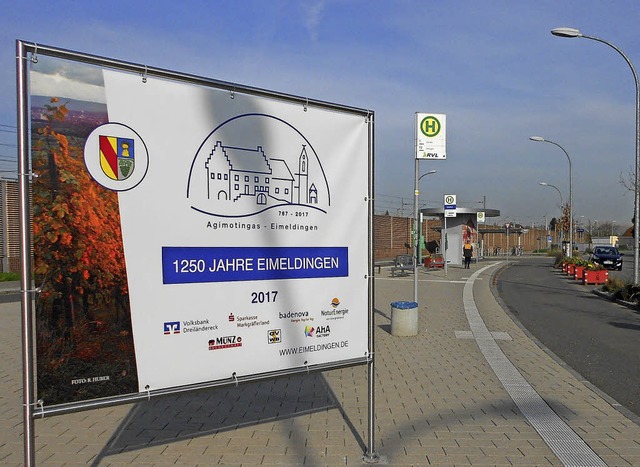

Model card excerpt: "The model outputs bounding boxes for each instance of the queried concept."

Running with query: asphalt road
[495,256,640,418]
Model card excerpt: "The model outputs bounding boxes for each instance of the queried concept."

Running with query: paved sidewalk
[2,260,640,465]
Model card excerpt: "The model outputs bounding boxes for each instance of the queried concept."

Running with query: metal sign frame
[16,40,378,465]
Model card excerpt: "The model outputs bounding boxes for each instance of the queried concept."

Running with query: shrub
[603,277,626,293]
[603,277,640,302]
[552,251,565,268]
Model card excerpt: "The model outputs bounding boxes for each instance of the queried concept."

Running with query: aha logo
[268,329,281,344]
[163,321,180,335]
[304,325,331,337]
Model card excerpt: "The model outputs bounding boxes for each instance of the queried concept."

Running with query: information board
[29,52,371,405]
[416,113,446,159]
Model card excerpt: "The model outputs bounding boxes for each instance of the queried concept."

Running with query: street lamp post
[539,182,564,248]
[414,169,437,302]
[531,137,573,256]
[551,27,640,282]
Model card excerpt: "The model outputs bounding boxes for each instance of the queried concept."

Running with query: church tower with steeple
[296,145,309,204]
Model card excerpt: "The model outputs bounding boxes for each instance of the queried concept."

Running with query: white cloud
[303,1,326,43]
[30,70,106,103]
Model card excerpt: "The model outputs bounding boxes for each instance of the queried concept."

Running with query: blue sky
[1,0,639,231]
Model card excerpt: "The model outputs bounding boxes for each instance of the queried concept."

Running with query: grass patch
[0,272,20,282]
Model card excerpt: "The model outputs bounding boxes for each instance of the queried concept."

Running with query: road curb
[491,261,640,428]
[591,288,640,312]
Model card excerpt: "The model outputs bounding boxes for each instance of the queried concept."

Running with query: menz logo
[164,321,181,335]
[208,336,243,350]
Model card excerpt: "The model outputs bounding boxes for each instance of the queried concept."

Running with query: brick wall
[373,214,551,261]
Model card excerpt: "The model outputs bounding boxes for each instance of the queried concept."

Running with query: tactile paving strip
[463,264,607,467]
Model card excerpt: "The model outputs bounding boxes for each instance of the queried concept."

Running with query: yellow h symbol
[420,116,441,137]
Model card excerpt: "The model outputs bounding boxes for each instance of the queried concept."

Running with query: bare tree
[619,165,635,192]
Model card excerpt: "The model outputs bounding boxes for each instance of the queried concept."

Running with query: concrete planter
[390,301,418,336]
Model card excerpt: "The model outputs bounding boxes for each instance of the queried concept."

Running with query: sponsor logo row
[163,297,349,336]
[166,324,341,355]
[168,323,334,343]
[206,330,349,357]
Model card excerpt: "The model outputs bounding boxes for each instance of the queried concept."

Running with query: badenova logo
[420,115,441,138]
[84,122,149,191]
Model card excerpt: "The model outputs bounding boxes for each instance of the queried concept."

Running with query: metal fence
[0,178,21,273]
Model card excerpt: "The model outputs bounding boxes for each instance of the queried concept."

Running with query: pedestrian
[463,240,473,269]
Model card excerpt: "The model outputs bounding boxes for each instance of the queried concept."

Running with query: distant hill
[31,95,106,114]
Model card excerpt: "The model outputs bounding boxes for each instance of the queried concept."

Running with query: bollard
[390,301,419,336]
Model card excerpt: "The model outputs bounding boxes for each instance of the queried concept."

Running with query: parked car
[590,246,623,270]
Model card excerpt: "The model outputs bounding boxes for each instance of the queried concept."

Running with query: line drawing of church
[204,141,320,207]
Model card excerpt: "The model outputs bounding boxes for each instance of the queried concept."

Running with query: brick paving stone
[4,262,640,464]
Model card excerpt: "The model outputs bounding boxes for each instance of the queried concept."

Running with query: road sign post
[414,113,447,301]
[443,194,457,275]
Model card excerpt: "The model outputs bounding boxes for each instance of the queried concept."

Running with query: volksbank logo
[164,321,180,334]
[165,319,217,334]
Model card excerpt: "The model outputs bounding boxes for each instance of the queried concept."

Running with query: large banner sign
[30,54,370,406]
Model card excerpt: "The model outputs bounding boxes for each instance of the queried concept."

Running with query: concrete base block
[390,301,418,336]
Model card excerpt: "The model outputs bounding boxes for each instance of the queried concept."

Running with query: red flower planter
[582,269,608,285]
[574,266,586,280]
[567,264,575,276]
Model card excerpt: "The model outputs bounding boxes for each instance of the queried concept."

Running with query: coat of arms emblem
[99,136,135,180]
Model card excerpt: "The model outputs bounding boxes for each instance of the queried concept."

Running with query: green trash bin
[390,301,418,336]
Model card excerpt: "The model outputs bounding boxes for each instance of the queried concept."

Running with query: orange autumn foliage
[32,98,128,309]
